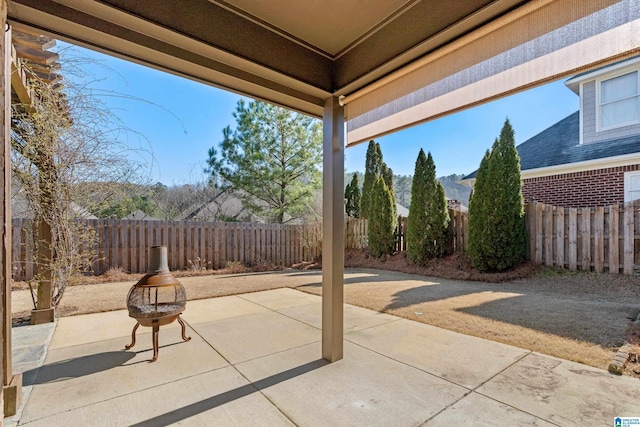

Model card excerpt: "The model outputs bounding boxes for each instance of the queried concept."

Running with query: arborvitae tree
[367,176,396,257]
[381,161,397,219]
[361,140,382,219]
[382,162,394,194]
[468,119,526,272]
[406,150,450,265]
[407,150,429,264]
[431,180,450,256]
[468,149,491,269]
[345,173,361,218]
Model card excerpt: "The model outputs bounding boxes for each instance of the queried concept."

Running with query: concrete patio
[7,288,640,426]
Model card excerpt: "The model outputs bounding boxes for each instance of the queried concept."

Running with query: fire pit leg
[151,322,160,362]
[177,316,191,342]
[125,322,140,350]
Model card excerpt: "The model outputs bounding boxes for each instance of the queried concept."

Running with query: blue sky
[64,43,579,185]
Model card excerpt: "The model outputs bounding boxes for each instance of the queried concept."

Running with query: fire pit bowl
[125,245,190,362]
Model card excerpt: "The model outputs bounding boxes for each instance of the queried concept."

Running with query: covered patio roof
[7,1,639,145]
[0,0,639,400]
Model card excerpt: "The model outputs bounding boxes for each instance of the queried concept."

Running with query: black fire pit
[125,245,190,362]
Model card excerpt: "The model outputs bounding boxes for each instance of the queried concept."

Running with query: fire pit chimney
[125,246,190,362]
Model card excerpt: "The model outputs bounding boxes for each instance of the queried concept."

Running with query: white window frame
[624,171,640,203]
[596,67,640,132]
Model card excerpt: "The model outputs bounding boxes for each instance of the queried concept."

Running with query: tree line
[345,119,526,272]
[345,171,471,209]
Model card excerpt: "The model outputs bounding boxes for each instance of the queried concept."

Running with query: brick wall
[523,164,640,207]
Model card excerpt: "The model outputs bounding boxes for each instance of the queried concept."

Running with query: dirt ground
[12,251,640,378]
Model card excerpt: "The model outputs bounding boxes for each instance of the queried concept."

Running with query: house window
[624,171,640,203]
[599,70,639,130]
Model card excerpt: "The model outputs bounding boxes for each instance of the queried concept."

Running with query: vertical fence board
[609,205,620,273]
[594,207,605,273]
[568,208,578,270]
[555,207,564,268]
[581,208,591,271]
[544,204,553,266]
[624,203,635,274]
[534,203,543,263]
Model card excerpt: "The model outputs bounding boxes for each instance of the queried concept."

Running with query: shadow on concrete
[26,351,136,385]
[129,359,328,427]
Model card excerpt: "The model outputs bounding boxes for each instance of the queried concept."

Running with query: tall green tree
[367,176,396,257]
[381,161,397,219]
[468,119,526,271]
[406,150,449,264]
[360,140,382,219]
[345,173,361,218]
[206,100,322,223]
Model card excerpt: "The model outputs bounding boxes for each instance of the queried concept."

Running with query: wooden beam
[23,61,60,74]
[30,69,61,85]
[12,29,55,51]
[10,44,33,108]
[8,21,43,37]
[13,43,58,65]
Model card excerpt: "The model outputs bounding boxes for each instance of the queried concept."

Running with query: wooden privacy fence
[12,219,322,281]
[345,209,469,254]
[526,201,640,274]
[15,201,632,277]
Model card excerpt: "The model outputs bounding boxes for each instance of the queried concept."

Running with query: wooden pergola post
[32,142,55,324]
[321,96,344,362]
[1,2,22,417]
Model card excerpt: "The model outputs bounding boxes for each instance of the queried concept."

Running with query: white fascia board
[565,55,640,93]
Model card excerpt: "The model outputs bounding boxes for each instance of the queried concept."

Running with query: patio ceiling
[7,1,640,145]
[6,0,525,124]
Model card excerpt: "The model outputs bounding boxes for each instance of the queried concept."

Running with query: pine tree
[468,119,526,271]
[360,141,382,219]
[345,173,361,218]
[367,176,396,257]
[206,100,322,223]
[406,150,450,265]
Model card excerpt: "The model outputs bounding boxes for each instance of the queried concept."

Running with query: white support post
[321,96,344,362]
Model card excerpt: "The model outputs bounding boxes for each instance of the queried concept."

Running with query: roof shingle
[463,111,640,179]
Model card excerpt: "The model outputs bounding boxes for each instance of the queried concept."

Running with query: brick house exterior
[523,164,640,207]
[462,56,640,208]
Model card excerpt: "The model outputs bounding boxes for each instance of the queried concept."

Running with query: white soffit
[345,0,640,146]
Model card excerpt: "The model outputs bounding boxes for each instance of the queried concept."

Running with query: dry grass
[12,262,286,291]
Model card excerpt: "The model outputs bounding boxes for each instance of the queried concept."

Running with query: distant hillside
[345,172,471,209]
[438,174,471,206]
